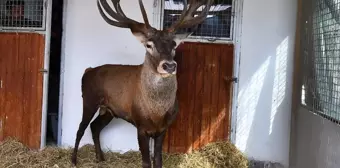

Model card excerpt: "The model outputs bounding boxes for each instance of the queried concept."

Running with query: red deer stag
[71,0,213,167]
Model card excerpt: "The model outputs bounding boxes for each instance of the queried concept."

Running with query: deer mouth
[157,68,177,78]
[160,72,176,78]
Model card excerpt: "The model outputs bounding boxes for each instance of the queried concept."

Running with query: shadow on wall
[236,35,292,166]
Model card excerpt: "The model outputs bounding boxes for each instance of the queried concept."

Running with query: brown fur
[81,63,177,130]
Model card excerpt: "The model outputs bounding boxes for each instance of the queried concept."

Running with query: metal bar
[229,1,235,41]
[300,0,340,122]
[57,0,68,146]
[40,0,52,149]
[229,0,243,145]
[181,37,233,44]
[0,29,46,34]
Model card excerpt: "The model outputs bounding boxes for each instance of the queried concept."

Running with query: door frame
[40,0,53,149]
[152,0,244,145]
[0,0,53,149]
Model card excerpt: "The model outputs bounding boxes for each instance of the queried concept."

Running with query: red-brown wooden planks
[0,35,5,141]
[163,42,234,153]
[200,43,213,148]
[209,44,221,142]
[216,45,227,141]
[223,45,234,139]
[0,32,45,149]
[192,43,204,151]
[186,43,195,152]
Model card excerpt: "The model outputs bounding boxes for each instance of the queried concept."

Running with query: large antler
[167,0,214,33]
[97,0,151,30]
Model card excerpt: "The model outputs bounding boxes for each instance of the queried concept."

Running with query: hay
[0,137,248,168]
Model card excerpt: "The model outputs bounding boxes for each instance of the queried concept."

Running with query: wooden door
[0,32,45,149]
[163,42,234,153]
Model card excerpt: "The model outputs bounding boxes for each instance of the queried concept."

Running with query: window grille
[0,0,45,31]
[160,0,233,41]
[301,0,340,122]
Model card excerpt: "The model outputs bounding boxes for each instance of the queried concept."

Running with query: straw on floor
[0,137,248,168]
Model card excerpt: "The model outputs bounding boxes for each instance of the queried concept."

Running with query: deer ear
[174,32,191,48]
[132,32,148,44]
[130,24,151,44]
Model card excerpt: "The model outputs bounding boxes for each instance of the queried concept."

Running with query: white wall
[60,0,154,153]
[60,0,297,165]
[235,0,297,167]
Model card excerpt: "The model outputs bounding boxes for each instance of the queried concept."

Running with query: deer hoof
[96,154,105,163]
[142,163,152,168]
[71,156,77,166]
[97,158,105,163]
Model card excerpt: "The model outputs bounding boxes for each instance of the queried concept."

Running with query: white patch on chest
[141,75,176,116]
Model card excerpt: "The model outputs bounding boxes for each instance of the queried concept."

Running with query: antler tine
[112,0,127,18]
[97,0,128,28]
[167,0,213,32]
[97,0,143,28]
[138,0,150,28]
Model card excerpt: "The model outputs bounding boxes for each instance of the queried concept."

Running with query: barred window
[162,0,233,40]
[301,0,340,122]
[0,0,44,30]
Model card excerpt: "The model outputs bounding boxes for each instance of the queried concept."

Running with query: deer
[71,0,213,167]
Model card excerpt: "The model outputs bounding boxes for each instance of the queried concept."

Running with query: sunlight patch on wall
[301,85,306,105]
[236,56,271,152]
[269,36,289,135]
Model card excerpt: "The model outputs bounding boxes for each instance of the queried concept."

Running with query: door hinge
[39,68,48,73]
[0,80,2,88]
[224,76,238,83]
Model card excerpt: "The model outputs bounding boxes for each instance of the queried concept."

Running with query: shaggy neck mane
[139,54,177,114]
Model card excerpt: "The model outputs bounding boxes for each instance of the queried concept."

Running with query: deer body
[82,62,178,134]
[71,0,212,167]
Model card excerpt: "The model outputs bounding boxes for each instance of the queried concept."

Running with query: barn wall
[235,0,297,166]
[290,107,340,168]
[60,0,154,152]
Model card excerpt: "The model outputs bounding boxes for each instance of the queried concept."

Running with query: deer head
[97,0,213,77]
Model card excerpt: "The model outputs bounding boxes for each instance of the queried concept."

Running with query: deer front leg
[153,131,166,168]
[138,131,151,168]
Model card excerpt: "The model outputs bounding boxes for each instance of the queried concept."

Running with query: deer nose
[162,62,177,73]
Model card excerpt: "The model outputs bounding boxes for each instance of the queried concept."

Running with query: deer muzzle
[157,60,177,77]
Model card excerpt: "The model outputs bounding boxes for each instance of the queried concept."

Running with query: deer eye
[145,41,154,49]
[172,41,177,47]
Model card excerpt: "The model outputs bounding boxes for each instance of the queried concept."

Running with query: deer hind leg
[71,101,98,166]
[90,107,114,162]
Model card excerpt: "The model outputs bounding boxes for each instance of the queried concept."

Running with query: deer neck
[139,55,177,113]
